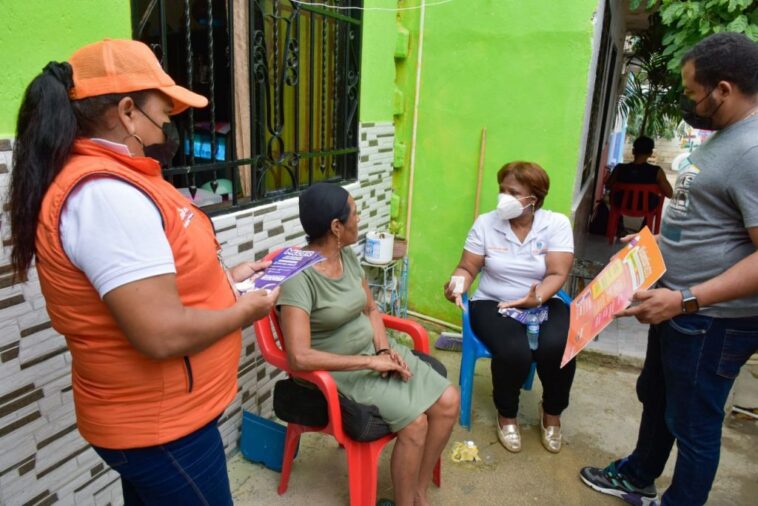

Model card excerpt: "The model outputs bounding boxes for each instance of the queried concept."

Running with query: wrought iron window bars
[131,0,362,215]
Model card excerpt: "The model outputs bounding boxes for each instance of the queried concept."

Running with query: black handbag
[589,199,610,235]
[273,351,447,442]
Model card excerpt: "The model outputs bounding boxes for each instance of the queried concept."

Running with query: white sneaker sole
[580,473,658,506]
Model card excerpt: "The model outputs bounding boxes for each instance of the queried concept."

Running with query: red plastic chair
[252,253,440,505]
[606,183,665,244]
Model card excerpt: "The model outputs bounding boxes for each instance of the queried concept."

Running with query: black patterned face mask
[135,103,180,167]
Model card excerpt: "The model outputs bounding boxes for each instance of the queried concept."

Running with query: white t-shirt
[59,139,176,298]
[464,209,574,302]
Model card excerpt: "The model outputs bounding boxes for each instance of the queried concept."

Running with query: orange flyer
[561,227,666,368]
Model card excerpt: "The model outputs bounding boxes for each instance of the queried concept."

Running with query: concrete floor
[227,346,758,505]
[574,232,652,362]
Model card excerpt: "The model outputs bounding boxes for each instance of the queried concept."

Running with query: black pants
[470,298,576,418]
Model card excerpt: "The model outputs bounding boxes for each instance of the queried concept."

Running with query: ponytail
[9,62,150,282]
[9,62,77,282]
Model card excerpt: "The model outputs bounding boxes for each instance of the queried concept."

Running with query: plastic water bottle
[526,312,540,351]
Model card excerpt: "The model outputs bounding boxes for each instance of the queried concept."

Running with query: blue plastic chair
[458,290,572,430]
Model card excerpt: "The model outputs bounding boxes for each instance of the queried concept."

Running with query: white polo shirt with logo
[464,208,574,303]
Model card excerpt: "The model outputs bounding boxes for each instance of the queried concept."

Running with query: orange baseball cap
[68,39,207,115]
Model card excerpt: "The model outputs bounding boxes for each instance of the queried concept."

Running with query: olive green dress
[278,247,450,432]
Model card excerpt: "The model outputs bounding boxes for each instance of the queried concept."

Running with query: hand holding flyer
[233,274,264,294]
[561,227,666,368]
[235,248,325,294]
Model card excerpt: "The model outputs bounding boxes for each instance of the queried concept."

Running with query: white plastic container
[364,231,394,264]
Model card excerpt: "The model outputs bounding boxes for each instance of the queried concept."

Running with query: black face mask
[134,104,180,168]
[679,89,723,131]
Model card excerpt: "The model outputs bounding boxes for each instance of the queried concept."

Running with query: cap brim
[161,85,209,115]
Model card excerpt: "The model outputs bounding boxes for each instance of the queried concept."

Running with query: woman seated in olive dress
[278,183,459,506]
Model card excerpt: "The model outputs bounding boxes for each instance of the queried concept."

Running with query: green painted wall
[390,1,423,238]
[359,0,397,122]
[0,0,132,136]
[0,0,396,134]
[403,0,599,322]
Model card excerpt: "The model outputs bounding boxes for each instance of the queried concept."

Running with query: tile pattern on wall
[0,123,393,505]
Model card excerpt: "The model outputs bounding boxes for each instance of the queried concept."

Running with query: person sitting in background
[278,182,459,506]
[606,136,673,210]
[443,161,575,454]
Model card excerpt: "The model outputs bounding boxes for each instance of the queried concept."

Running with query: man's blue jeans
[92,417,233,506]
[620,313,758,505]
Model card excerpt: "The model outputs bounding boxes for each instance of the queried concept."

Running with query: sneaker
[580,460,659,506]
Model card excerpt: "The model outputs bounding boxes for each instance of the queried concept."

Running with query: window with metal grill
[130,0,362,214]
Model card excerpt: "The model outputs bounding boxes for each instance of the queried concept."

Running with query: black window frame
[130,0,362,216]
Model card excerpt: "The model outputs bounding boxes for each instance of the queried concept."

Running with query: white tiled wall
[0,123,393,505]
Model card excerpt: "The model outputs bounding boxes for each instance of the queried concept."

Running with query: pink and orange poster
[561,227,666,368]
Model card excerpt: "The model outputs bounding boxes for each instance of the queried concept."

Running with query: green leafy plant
[618,16,682,138]
[619,72,681,139]
[631,0,758,72]
[620,1,757,138]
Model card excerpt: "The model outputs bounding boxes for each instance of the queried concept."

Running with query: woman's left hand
[229,260,272,283]
[388,349,409,371]
[498,282,541,310]
[377,348,410,379]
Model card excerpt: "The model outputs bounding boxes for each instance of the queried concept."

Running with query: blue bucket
[240,411,289,472]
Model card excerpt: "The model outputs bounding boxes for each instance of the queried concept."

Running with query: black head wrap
[299,182,351,242]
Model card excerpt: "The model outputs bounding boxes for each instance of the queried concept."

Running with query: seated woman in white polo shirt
[444,161,575,454]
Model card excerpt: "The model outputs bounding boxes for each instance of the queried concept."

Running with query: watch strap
[680,288,699,314]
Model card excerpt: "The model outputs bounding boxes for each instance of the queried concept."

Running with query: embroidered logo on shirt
[532,239,547,255]
[178,207,195,228]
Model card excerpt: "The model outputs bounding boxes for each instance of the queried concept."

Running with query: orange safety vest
[35,139,240,449]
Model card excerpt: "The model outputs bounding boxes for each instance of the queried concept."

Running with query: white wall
[0,122,393,506]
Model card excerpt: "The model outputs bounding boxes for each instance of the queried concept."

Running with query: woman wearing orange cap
[8,39,277,505]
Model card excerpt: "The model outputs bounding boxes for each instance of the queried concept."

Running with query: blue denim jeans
[620,313,758,505]
[92,418,232,506]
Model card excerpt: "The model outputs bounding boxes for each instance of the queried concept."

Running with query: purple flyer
[235,248,325,293]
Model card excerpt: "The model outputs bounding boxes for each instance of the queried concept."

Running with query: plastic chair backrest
[609,182,664,217]
[254,248,290,369]
[255,308,291,373]
[461,293,491,358]
[460,293,473,341]
[555,289,573,306]
[607,182,664,242]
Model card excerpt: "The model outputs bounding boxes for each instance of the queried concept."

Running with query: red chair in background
[606,183,665,244]
[253,252,441,505]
